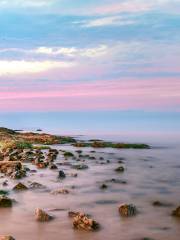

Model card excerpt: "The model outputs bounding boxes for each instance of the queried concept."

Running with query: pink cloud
[0,78,179,111]
[93,1,153,15]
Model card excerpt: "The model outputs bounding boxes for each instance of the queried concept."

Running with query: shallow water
[0,143,180,240]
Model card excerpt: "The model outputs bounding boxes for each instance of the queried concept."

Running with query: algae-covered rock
[0,196,13,207]
[13,182,28,191]
[119,204,137,217]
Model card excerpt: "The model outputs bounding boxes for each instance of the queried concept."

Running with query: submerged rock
[0,196,13,207]
[119,204,137,217]
[72,164,89,170]
[35,208,53,222]
[51,189,69,195]
[152,201,172,207]
[115,166,125,172]
[13,182,28,191]
[72,212,100,231]
[172,206,180,217]
[29,182,46,189]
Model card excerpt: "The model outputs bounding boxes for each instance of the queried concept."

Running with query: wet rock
[72,164,89,170]
[0,236,15,240]
[13,182,28,191]
[70,173,78,177]
[106,178,127,184]
[64,152,74,158]
[0,196,13,207]
[0,190,9,195]
[49,163,58,170]
[51,189,69,194]
[35,208,53,222]
[11,169,26,179]
[68,211,81,218]
[152,201,172,207]
[36,162,48,169]
[76,150,82,154]
[29,182,46,189]
[58,170,66,179]
[72,212,100,231]
[115,166,125,172]
[100,184,108,189]
[119,204,137,217]
[172,206,180,217]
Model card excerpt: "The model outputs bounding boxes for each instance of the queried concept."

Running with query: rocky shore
[0,127,179,240]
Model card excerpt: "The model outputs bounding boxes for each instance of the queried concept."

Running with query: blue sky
[0,0,179,135]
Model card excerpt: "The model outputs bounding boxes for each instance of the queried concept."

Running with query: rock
[49,163,58,170]
[100,184,108,189]
[119,204,137,217]
[58,170,66,179]
[68,211,81,218]
[10,169,26,179]
[29,182,46,189]
[0,196,13,207]
[152,201,172,207]
[115,166,125,172]
[172,206,180,217]
[13,182,28,191]
[64,152,74,158]
[70,173,78,177]
[72,212,100,231]
[0,236,15,240]
[51,189,69,195]
[72,164,89,170]
[36,162,48,169]
[35,208,53,222]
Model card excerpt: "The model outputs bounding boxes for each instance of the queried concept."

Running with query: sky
[0,0,180,137]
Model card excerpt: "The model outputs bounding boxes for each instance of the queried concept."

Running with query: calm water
[0,141,179,240]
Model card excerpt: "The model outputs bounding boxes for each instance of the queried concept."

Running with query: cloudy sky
[0,0,180,114]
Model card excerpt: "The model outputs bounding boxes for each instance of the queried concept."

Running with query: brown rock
[0,236,15,240]
[172,206,180,217]
[35,208,53,222]
[13,182,28,191]
[72,212,100,231]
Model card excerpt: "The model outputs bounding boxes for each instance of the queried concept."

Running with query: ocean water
[0,111,180,145]
[0,111,180,239]
[0,144,180,240]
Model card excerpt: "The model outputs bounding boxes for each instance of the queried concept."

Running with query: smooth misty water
[0,142,180,240]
